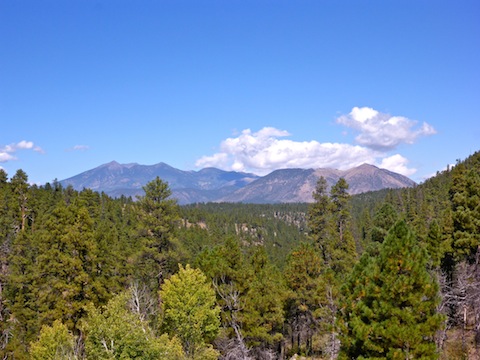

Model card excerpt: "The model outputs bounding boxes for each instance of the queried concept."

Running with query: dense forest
[0,151,479,359]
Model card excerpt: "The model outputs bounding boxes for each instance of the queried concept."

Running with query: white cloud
[379,154,416,176]
[337,107,436,150]
[350,106,379,123]
[195,107,436,177]
[196,153,229,168]
[0,152,16,163]
[0,141,43,163]
[196,126,382,175]
[16,140,34,149]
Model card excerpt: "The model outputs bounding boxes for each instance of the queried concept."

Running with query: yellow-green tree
[30,320,76,360]
[84,291,184,359]
[160,264,220,359]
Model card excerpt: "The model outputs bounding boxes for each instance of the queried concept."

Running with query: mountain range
[60,161,416,204]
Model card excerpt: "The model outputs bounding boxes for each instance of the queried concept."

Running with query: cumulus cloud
[336,106,436,150]
[196,127,382,175]
[195,107,436,177]
[379,154,416,176]
[0,141,44,163]
[0,152,16,163]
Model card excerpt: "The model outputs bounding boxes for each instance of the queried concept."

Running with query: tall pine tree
[134,177,181,292]
[340,221,443,359]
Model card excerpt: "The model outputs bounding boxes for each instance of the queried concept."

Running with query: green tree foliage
[84,291,184,359]
[195,236,252,358]
[308,177,356,277]
[425,219,446,269]
[34,200,100,333]
[308,177,333,259]
[10,169,30,232]
[370,203,398,243]
[241,247,286,350]
[329,177,357,276]
[449,164,480,262]
[135,177,182,291]
[181,202,308,269]
[306,177,358,357]
[340,221,444,359]
[284,242,326,355]
[160,264,220,359]
[30,320,76,360]
[1,151,480,358]
[5,230,39,356]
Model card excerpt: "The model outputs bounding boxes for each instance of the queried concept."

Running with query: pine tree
[340,221,444,359]
[10,169,30,232]
[329,178,357,277]
[135,177,181,292]
[449,165,480,263]
[0,170,14,358]
[308,177,333,262]
[241,247,286,352]
[34,200,100,334]
[5,230,39,358]
[370,203,398,243]
[284,242,326,355]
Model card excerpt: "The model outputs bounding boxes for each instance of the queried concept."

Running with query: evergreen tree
[425,220,446,270]
[308,177,356,276]
[5,230,39,358]
[0,169,11,358]
[241,247,286,352]
[135,177,181,292]
[10,169,30,232]
[449,165,480,263]
[340,221,444,359]
[308,177,333,262]
[306,177,357,357]
[284,242,326,355]
[34,200,100,334]
[370,203,398,243]
[329,178,357,276]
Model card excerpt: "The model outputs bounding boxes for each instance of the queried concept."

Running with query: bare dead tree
[435,271,453,351]
[325,284,340,360]
[213,276,252,360]
[128,281,158,329]
[440,257,480,356]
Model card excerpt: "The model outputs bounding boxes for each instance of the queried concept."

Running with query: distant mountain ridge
[60,161,416,204]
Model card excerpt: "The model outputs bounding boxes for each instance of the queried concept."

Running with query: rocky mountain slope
[60,161,416,204]
[219,164,416,203]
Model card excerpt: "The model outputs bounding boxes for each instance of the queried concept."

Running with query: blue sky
[1,0,479,185]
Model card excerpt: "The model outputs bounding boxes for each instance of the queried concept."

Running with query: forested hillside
[0,151,479,359]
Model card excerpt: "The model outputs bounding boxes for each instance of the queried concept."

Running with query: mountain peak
[100,161,124,170]
[60,162,415,204]
[104,160,120,166]
[357,163,379,170]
